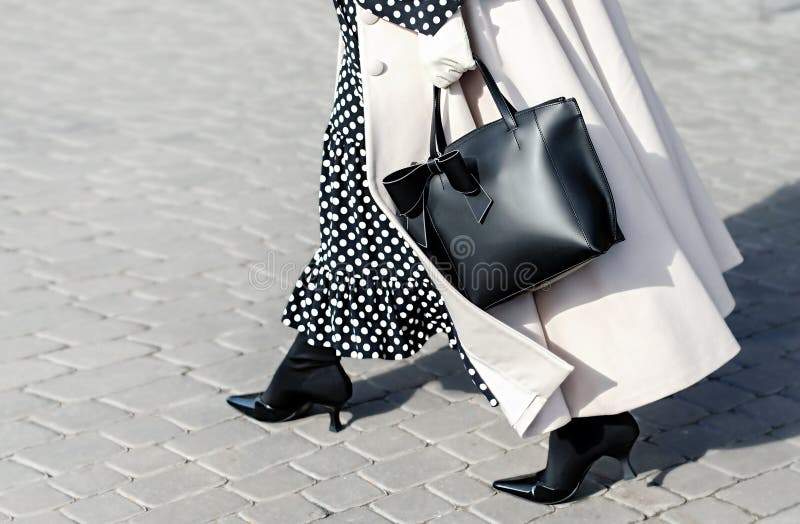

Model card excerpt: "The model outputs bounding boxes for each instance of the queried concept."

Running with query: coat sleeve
[356,0,464,36]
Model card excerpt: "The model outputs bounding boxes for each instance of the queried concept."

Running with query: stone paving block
[437,433,505,464]
[189,350,283,390]
[155,341,239,368]
[0,359,70,392]
[605,478,685,517]
[41,340,153,370]
[659,461,737,500]
[770,419,800,448]
[216,327,283,354]
[737,395,800,428]
[99,414,184,448]
[239,493,326,524]
[426,472,494,506]
[701,436,800,478]
[0,391,54,423]
[102,375,217,413]
[132,277,231,303]
[423,373,481,403]
[117,463,224,507]
[627,441,686,476]
[363,363,436,394]
[399,401,496,443]
[0,461,45,493]
[386,388,449,414]
[316,506,393,523]
[48,463,128,499]
[60,492,143,524]
[214,515,250,524]
[633,397,709,429]
[0,421,59,456]
[650,423,731,460]
[164,419,267,459]
[27,357,182,402]
[659,497,754,524]
[349,379,390,405]
[74,293,153,318]
[293,416,355,446]
[722,359,797,396]
[128,489,248,524]
[715,468,800,517]
[347,399,412,431]
[782,385,800,402]
[52,276,148,302]
[710,359,744,380]
[41,317,145,346]
[759,505,800,524]
[699,411,774,442]
[0,306,100,341]
[105,446,185,478]
[199,434,317,480]
[160,393,238,431]
[129,314,258,351]
[7,513,73,524]
[0,336,63,363]
[291,445,369,481]
[31,400,130,435]
[0,290,68,317]
[360,446,465,492]
[471,493,552,523]
[677,380,755,413]
[15,433,124,476]
[0,481,72,518]
[467,445,547,484]
[303,474,384,512]
[119,293,243,327]
[534,497,643,523]
[412,346,467,377]
[345,426,425,461]
[476,420,534,449]
[229,464,314,502]
[370,486,453,523]
[430,510,487,524]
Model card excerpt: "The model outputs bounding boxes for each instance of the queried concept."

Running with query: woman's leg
[226,334,352,432]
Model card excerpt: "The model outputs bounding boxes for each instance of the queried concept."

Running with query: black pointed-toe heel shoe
[226,394,313,423]
[226,394,347,431]
[493,411,640,505]
[226,335,353,432]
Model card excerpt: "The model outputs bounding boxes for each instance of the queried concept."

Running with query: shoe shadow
[339,339,478,426]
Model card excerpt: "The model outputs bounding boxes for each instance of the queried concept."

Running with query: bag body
[384,57,624,309]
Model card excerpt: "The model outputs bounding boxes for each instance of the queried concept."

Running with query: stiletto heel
[326,405,344,432]
[619,454,637,480]
[607,444,637,480]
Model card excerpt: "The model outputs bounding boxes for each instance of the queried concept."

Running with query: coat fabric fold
[354,0,743,437]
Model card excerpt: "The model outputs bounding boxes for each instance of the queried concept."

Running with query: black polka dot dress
[281,0,497,407]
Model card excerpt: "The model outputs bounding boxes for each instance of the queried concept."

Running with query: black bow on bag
[384,57,625,310]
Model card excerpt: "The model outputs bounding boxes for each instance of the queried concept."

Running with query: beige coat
[349,0,743,437]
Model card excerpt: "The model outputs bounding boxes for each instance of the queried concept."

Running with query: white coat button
[360,10,380,25]
[364,59,386,77]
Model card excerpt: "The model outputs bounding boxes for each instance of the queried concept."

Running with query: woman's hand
[418,9,476,88]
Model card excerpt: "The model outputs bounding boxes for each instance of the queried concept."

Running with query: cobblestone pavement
[1,0,799,522]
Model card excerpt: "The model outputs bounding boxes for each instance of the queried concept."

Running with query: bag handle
[430,56,518,158]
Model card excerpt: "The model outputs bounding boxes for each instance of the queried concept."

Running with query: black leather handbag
[383,57,625,309]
